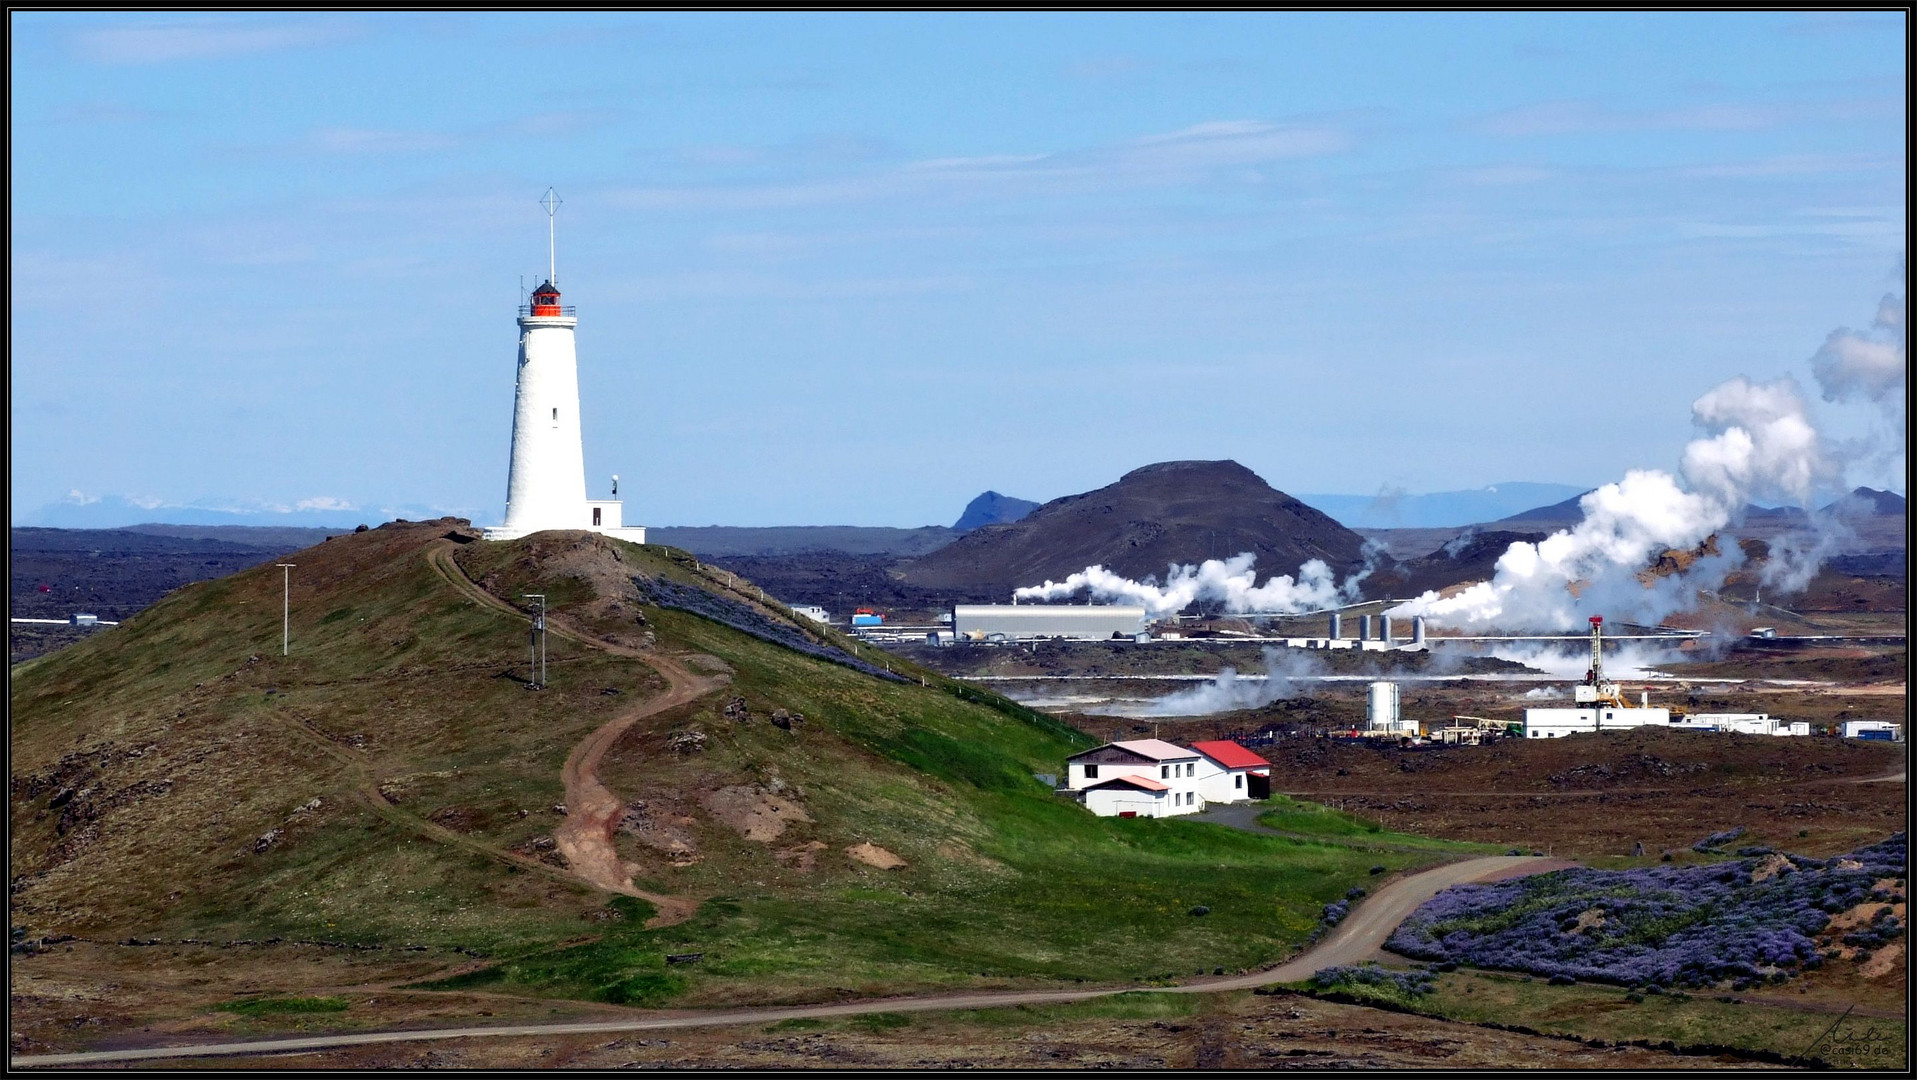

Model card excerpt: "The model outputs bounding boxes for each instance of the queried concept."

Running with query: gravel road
[11,856,1558,1067]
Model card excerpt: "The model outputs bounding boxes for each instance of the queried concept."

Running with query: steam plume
[1812,270,1907,476]
[1012,552,1357,619]
[1389,374,1834,629]
[1097,647,1319,716]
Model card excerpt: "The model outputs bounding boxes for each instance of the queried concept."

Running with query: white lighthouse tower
[483,190,646,543]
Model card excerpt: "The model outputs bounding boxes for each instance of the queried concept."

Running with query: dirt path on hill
[9,856,1559,1067]
[425,542,727,926]
[550,649,721,926]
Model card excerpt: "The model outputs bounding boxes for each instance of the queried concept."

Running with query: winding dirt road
[425,542,727,926]
[10,855,1559,1067]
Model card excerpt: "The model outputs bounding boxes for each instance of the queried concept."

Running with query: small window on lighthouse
[552,408,558,420]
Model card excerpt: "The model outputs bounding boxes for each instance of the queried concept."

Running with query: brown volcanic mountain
[896,460,1368,597]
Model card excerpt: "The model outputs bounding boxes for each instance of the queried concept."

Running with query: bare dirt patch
[1823,897,1907,960]
[845,842,906,869]
[775,841,828,872]
[1859,941,1903,979]
[700,785,811,843]
[615,800,701,865]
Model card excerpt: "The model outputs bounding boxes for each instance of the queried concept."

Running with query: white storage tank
[1366,681,1400,731]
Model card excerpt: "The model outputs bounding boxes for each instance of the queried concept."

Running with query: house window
[1186,762,1194,777]
[1085,764,1098,779]
[1161,765,1169,779]
[1234,774,1243,789]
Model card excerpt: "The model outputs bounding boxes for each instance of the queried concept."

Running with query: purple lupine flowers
[1387,834,1905,990]
[1311,964,1437,996]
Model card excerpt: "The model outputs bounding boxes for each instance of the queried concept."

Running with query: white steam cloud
[1012,552,1359,619]
[1393,273,1904,631]
[1812,271,1907,478]
[1812,281,1906,411]
[1098,647,1320,717]
[1390,375,1832,629]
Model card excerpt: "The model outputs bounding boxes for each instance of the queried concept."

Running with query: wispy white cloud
[605,118,1353,212]
[1680,154,1898,179]
[1784,14,1900,36]
[605,269,977,303]
[1675,219,1904,244]
[46,101,164,125]
[1445,165,1556,187]
[1471,96,1899,137]
[1064,55,1150,81]
[294,496,356,512]
[304,127,461,155]
[73,17,362,65]
[260,109,614,158]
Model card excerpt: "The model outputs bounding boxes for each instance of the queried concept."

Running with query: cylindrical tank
[1412,616,1426,647]
[1380,615,1395,643]
[1366,681,1399,730]
[1359,615,1372,641]
[1328,612,1342,640]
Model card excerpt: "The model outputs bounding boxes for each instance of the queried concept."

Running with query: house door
[1248,773,1271,799]
[1119,811,1137,819]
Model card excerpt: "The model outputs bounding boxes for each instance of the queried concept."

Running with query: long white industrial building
[953,604,1146,641]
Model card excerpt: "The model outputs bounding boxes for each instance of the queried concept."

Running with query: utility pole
[524,594,547,689]
[276,564,296,655]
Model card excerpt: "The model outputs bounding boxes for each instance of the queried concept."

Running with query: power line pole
[524,593,547,689]
[275,564,296,655]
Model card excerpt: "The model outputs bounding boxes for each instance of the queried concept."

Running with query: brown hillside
[897,460,1368,596]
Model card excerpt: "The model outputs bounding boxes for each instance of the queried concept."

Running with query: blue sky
[9,11,1906,527]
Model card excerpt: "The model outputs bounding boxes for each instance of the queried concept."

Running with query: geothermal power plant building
[953,605,1147,641]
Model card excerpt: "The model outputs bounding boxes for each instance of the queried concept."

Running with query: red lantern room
[530,280,563,316]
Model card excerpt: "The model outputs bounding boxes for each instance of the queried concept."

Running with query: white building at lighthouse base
[482,511,646,544]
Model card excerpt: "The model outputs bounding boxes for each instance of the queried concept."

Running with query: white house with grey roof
[1064,739,1206,817]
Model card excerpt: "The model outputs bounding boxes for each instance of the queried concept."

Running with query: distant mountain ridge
[1297,482,1588,529]
[953,491,1040,532]
[646,525,957,558]
[1497,487,1908,529]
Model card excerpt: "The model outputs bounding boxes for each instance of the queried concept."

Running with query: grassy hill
[10,520,1473,1016]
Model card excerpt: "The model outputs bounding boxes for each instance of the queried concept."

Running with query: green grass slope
[10,520,1472,1010]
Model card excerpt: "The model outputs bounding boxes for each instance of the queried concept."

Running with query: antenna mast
[540,187,562,285]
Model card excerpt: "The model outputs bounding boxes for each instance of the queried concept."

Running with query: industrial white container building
[1672,713,1807,736]
[1842,720,1903,741]
[1523,707,1673,738]
[787,604,830,625]
[953,604,1147,642]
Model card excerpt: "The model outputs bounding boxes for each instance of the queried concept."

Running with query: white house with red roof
[1189,740,1272,803]
[1064,739,1205,817]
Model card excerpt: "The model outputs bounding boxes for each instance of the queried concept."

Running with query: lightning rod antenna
[540,187,562,286]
